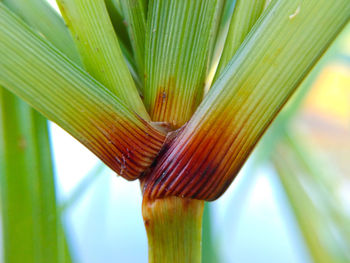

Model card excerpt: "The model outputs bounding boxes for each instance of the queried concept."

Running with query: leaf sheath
[144,0,218,128]
[143,0,350,200]
[0,4,166,180]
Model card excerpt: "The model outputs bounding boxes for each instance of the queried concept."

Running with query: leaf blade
[3,0,81,64]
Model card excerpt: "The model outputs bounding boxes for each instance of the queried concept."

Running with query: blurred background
[1,1,349,262]
[46,12,350,263]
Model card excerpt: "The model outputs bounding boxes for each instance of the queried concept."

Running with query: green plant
[0,0,349,262]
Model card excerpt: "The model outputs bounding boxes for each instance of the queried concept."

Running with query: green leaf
[0,4,166,180]
[144,0,219,128]
[2,0,81,64]
[0,89,62,263]
[214,0,266,81]
[57,0,149,119]
[143,0,350,201]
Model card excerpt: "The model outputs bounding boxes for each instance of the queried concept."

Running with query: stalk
[120,0,147,78]
[0,88,64,263]
[104,0,132,53]
[214,0,265,81]
[142,2,219,258]
[142,197,204,263]
[57,0,149,119]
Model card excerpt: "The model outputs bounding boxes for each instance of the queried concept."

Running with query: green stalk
[143,0,350,201]
[214,0,265,80]
[57,0,149,119]
[142,197,204,263]
[0,3,77,262]
[0,4,166,181]
[2,0,81,64]
[205,0,236,90]
[0,89,61,263]
[105,0,132,53]
[104,0,144,91]
[205,0,229,72]
[120,0,147,79]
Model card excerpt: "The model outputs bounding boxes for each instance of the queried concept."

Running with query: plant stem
[142,196,204,263]
[120,0,147,78]
[214,0,265,81]
[0,88,62,263]
[57,0,149,119]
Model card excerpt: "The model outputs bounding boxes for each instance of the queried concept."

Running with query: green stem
[102,0,143,90]
[104,0,132,53]
[120,0,147,79]
[57,0,149,119]
[214,0,265,81]
[142,197,204,263]
[272,135,336,263]
[0,88,61,263]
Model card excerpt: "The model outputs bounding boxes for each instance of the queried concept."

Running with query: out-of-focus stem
[142,196,204,263]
